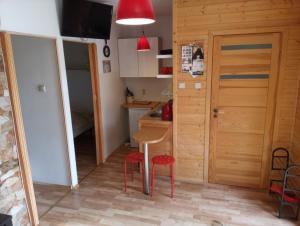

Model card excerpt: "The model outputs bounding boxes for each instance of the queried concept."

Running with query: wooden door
[209,33,280,188]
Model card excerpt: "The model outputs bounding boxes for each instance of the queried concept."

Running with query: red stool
[151,155,175,198]
[124,152,144,192]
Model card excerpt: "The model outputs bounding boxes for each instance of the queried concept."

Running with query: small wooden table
[133,127,169,195]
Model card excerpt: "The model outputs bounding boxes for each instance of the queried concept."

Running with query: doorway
[63,41,103,181]
[209,33,280,188]
[11,34,71,218]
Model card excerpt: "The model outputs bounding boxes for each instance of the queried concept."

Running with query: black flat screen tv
[62,0,113,40]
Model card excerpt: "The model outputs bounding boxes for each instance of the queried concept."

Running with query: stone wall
[0,43,30,225]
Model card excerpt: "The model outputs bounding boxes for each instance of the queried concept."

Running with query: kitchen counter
[133,127,169,145]
[139,113,172,126]
[122,101,160,109]
[136,104,173,177]
[139,102,172,126]
[133,113,172,195]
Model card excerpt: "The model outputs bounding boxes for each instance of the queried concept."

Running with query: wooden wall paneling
[173,39,208,183]
[174,0,300,186]
[292,82,300,162]
[291,57,300,163]
[260,33,281,187]
[272,27,299,149]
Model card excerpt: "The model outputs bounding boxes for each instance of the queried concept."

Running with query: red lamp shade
[116,0,156,25]
[137,35,151,51]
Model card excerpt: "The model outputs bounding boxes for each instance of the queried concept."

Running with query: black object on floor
[0,214,13,226]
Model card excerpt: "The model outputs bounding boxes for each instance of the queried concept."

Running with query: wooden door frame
[0,34,104,226]
[0,32,39,225]
[63,40,104,164]
[205,27,288,187]
[88,43,104,164]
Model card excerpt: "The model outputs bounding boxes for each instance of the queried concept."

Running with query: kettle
[161,100,173,121]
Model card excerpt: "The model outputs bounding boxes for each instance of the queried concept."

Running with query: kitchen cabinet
[118,37,159,78]
[123,101,160,147]
[118,38,139,77]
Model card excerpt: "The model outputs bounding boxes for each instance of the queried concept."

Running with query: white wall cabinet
[118,37,159,78]
[118,38,139,77]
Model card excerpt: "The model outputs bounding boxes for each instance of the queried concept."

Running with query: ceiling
[89,0,172,16]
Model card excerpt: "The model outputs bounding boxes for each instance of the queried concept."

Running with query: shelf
[156,74,173,79]
[156,54,173,59]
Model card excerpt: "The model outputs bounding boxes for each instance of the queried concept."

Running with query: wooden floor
[75,131,97,182]
[35,146,298,226]
[34,184,70,218]
[34,132,97,218]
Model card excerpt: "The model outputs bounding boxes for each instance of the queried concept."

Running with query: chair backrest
[282,164,300,198]
[272,147,289,170]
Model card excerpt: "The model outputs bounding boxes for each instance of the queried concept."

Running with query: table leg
[143,143,150,195]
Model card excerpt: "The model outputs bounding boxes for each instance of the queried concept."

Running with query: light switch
[38,84,47,93]
[178,82,186,89]
[194,82,202,89]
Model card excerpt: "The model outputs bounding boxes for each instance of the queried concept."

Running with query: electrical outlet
[178,82,186,89]
[194,82,202,89]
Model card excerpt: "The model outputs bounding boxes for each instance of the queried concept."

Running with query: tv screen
[62,0,113,40]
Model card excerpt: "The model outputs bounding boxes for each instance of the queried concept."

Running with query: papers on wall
[181,45,204,78]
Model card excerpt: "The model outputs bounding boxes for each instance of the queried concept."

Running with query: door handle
[213,108,218,118]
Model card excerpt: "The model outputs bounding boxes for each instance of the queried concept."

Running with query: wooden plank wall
[292,76,300,163]
[173,0,300,183]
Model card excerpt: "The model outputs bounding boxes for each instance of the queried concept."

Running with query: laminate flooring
[37,146,298,226]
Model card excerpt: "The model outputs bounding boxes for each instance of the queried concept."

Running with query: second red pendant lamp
[137,32,150,51]
[116,0,156,25]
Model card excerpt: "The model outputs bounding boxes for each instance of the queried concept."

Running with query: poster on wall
[181,45,192,73]
[103,60,111,73]
[181,45,204,78]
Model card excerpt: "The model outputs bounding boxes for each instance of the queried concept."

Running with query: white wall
[118,16,173,101]
[125,78,172,102]
[1,0,128,160]
[118,16,172,49]
[66,70,94,113]
[0,0,131,186]
[0,0,78,186]
[96,24,128,160]
[64,42,93,113]
[12,35,70,185]
[0,0,60,37]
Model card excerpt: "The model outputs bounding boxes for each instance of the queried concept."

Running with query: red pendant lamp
[116,0,156,25]
[137,32,151,51]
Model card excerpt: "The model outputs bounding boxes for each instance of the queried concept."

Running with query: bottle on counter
[126,87,134,103]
